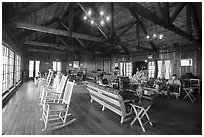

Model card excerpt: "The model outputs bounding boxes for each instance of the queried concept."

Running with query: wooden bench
[86,82,133,123]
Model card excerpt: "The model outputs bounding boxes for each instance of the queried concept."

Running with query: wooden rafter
[170,2,186,23]
[119,3,157,51]
[14,22,104,42]
[136,21,140,47]
[7,2,56,21]
[19,17,59,40]
[60,22,86,47]
[191,3,201,39]
[24,40,65,50]
[117,22,136,38]
[115,20,137,32]
[119,2,200,45]
[152,2,163,18]
[27,48,67,54]
[56,36,75,51]
[59,3,70,20]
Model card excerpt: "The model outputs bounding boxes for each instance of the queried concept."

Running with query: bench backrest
[86,83,127,116]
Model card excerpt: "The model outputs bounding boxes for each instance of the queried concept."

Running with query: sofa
[86,82,134,123]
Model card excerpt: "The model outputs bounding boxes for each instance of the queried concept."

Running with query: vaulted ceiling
[2,2,202,56]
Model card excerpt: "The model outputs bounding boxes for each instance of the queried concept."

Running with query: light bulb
[153,34,156,38]
[90,20,94,24]
[159,34,163,39]
[100,20,104,25]
[146,35,150,39]
[87,9,92,16]
[106,16,110,21]
[100,11,104,16]
[83,16,87,20]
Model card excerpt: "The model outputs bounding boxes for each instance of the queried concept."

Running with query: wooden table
[130,99,153,132]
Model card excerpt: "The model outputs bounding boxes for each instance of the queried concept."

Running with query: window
[53,61,61,72]
[119,62,132,76]
[148,61,155,78]
[15,54,21,83]
[29,60,34,77]
[126,62,132,76]
[2,45,15,93]
[181,59,193,66]
[35,61,40,77]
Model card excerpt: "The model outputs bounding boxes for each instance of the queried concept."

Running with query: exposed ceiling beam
[60,21,86,47]
[19,17,59,40]
[7,2,55,21]
[152,2,164,18]
[27,48,67,54]
[59,3,70,20]
[191,3,202,40]
[170,2,186,23]
[14,22,104,42]
[119,2,200,45]
[56,35,75,51]
[119,3,157,51]
[115,20,137,32]
[24,40,65,50]
[136,21,140,47]
[117,22,136,38]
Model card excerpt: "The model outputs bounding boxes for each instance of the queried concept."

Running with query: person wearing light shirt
[166,74,181,98]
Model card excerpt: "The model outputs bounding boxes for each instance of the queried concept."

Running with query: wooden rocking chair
[41,80,76,131]
[37,70,54,94]
[40,75,68,106]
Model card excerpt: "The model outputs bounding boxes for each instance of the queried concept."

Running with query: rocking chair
[41,80,76,131]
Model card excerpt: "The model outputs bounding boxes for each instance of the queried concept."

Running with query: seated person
[166,74,181,97]
[154,75,166,93]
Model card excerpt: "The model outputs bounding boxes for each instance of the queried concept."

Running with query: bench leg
[102,106,105,111]
[90,98,93,103]
[120,116,124,123]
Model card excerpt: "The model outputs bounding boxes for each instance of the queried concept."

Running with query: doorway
[29,60,40,78]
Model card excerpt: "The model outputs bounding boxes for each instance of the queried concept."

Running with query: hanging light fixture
[87,9,92,16]
[146,34,164,40]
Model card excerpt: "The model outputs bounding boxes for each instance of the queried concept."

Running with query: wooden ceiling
[2,2,202,56]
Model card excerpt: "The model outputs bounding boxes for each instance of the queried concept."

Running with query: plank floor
[2,81,202,135]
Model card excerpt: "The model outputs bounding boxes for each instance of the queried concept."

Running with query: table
[130,100,153,132]
[183,87,196,102]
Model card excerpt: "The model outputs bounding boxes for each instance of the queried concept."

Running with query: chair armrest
[48,102,67,111]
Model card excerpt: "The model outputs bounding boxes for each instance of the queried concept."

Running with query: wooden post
[136,21,140,48]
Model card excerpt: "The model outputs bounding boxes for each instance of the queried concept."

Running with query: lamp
[83,9,110,27]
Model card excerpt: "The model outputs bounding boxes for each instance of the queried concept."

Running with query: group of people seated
[154,74,181,98]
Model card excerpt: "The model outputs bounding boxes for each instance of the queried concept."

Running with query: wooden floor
[2,81,202,135]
